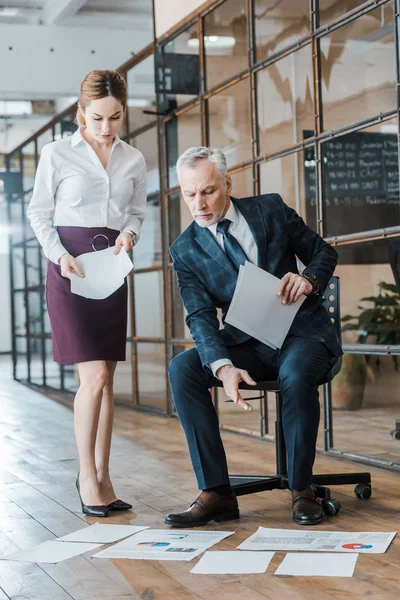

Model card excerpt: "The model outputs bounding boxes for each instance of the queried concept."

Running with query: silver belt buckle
[91,233,110,252]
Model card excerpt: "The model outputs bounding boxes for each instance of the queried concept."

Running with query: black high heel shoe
[107,499,133,511]
[76,473,109,517]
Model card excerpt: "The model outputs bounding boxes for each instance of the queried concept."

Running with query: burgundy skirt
[46,226,128,365]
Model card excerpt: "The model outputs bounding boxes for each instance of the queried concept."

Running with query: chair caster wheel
[322,499,341,516]
[354,484,371,500]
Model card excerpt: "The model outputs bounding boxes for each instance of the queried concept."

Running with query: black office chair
[388,238,400,440]
[212,277,372,516]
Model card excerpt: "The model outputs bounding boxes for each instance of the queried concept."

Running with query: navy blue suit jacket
[170,194,342,368]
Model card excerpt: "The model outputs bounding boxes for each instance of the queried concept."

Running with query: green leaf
[341,315,355,322]
[373,322,400,332]
[360,296,398,306]
[341,323,358,332]
[379,282,399,294]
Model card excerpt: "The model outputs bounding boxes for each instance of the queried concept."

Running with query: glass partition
[257,45,314,155]
[254,0,310,61]
[208,78,252,168]
[321,4,396,131]
[205,0,248,89]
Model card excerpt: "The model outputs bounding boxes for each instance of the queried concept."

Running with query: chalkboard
[155,52,200,96]
[304,130,400,264]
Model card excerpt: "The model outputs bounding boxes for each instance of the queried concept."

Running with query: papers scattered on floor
[57,523,150,544]
[225,261,306,349]
[237,527,397,554]
[190,551,275,574]
[2,540,102,564]
[70,246,133,299]
[92,529,235,562]
[275,552,358,577]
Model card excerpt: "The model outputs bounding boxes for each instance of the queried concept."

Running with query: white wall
[0,23,151,101]
[154,0,207,38]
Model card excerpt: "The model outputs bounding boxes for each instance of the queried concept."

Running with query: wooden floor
[0,360,399,600]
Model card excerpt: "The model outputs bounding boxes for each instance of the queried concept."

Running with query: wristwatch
[301,273,319,295]
[125,230,138,246]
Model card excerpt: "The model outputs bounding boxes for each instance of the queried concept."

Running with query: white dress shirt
[27,127,147,264]
[208,201,258,377]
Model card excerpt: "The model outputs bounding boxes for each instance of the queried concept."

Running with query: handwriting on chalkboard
[304,130,400,263]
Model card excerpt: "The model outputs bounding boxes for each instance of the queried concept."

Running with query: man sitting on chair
[166,147,342,528]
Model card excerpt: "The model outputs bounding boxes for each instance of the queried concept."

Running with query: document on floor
[275,552,358,577]
[57,523,150,544]
[225,261,306,349]
[190,551,275,574]
[237,527,397,554]
[70,246,133,300]
[2,540,102,563]
[92,529,235,561]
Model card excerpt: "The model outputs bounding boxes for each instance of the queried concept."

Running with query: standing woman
[27,70,146,517]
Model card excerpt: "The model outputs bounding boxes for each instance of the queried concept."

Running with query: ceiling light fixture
[0,101,32,116]
[0,8,19,17]
[128,99,151,108]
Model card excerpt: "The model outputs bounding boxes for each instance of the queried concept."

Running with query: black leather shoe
[107,499,132,511]
[165,490,239,528]
[76,473,109,517]
[292,486,323,526]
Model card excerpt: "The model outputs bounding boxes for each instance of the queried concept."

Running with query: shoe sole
[165,509,240,528]
[292,515,323,526]
[82,508,109,517]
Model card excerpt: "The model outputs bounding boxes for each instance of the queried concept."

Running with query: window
[321,4,396,131]
[255,0,310,61]
[257,45,314,155]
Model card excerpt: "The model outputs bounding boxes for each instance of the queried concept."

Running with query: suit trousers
[168,335,332,491]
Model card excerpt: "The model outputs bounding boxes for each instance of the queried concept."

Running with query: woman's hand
[114,231,134,255]
[114,231,134,254]
[59,253,84,279]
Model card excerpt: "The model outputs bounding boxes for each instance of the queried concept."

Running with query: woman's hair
[76,69,127,126]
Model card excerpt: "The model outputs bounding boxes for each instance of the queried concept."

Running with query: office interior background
[0,0,399,473]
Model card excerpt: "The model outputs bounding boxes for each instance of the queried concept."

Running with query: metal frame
[159,0,400,468]
[4,0,400,468]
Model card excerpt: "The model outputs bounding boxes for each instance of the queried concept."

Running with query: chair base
[390,419,400,440]
[229,472,372,516]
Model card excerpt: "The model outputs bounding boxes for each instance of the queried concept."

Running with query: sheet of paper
[275,552,358,577]
[57,523,149,544]
[225,261,306,349]
[70,246,133,300]
[93,529,235,562]
[237,527,397,554]
[2,540,102,563]
[190,551,274,574]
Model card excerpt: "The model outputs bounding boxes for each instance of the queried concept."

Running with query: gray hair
[176,146,228,183]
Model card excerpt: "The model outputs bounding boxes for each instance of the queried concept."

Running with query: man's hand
[216,364,256,411]
[114,231,134,255]
[59,253,84,279]
[277,272,312,304]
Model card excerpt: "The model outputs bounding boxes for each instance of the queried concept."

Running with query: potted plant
[332,282,400,410]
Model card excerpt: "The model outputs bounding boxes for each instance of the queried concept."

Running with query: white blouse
[27,127,147,264]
